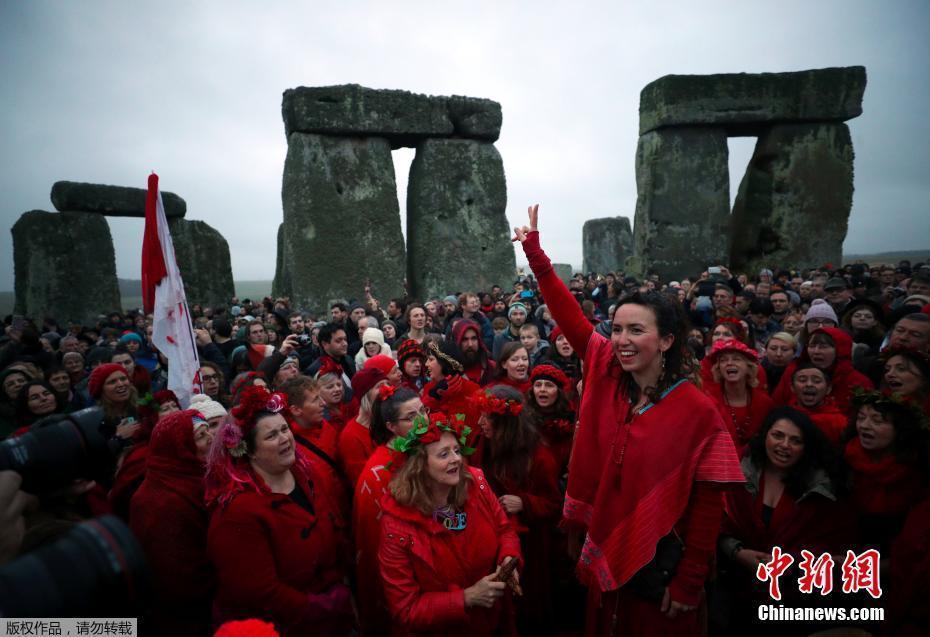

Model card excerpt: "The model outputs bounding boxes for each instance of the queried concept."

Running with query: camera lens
[0,515,149,617]
[0,407,110,493]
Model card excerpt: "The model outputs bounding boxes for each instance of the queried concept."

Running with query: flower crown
[715,316,746,335]
[388,411,475,455]
[378,384,398,402]
[851,387,930,431]
[224,386,289,458]
[470,389,523,416]
[316,357,342,379]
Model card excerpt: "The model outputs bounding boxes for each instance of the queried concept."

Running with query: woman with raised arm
[513,205,744,636]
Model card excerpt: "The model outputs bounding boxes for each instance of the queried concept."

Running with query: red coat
[703,384,774,449]
[482,444,562,632]
[290,417,339,459]
[129,410,214,637]
[789,397,847,446]
[338,418,375,488]
[379,466,522,636]
[353,445,400,636]
[888,494,930,637]
[207,463,352,637]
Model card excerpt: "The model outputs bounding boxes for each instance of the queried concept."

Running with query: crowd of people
[1,205,929,637]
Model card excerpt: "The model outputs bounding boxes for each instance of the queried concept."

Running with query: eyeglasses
[806,319,835,327]
[396,407,430,423]
[201,373,219,382]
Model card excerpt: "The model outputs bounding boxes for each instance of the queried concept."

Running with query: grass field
[2,249,928,318]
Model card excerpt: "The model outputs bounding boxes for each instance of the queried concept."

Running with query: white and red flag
[142,173,201,407]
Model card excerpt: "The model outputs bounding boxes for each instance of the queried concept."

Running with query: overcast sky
[2,0,929,291]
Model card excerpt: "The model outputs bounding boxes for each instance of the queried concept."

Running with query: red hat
[530,364,571,393]
[352,366,387,398]
[397,339,424,363]
[549,326,564,344]
[364,354,397,376]
[153,389,179,405]
[88,363,128,399]
[708,338,759,364]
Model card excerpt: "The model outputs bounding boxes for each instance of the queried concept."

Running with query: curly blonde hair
[389,443,472,517]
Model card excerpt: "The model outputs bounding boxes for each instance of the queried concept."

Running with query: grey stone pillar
[406,139,515,300]
[166,218,235,308]
[730,123,854,272]
[632,127,730,280]
[582,216,633,274]
[552,263,574,284]
[13,211,121,321]
[282,133,406,312]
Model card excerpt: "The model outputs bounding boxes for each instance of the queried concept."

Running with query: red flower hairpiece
[470,389,524,417]
[316,357,342,379]
[231,385,289,432]
[378,384,398,402]
[715,316,746,334]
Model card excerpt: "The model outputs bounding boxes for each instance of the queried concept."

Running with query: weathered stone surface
[282,85,501,146]
[552,263,574,284]
[282,133,406,312]
[445,96,502,141]
[730,123,854,272]
[13,211,121,321]
[166,218,235,308]
[632,127,730,280]
[50,181,187,218]
[272,222,290,299]
[639,66,866,135]
[582,217,633,274]
[407,139,514,299]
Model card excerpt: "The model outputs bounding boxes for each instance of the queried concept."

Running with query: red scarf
[844,438,922,515]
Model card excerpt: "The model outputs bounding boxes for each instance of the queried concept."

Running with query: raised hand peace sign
[512,204,539,243]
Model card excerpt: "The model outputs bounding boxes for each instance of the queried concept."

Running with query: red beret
[352,366,387,399]
[88,363,128,399]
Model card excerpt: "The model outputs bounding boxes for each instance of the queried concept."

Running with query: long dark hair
[481,385,538,487]
[843,398,929,467]
[15,379,63,427]
[524,380,573,422]
[370,386,419,446]
[615,291,696,403]
[748,406,843,499]
[494,342,528,381]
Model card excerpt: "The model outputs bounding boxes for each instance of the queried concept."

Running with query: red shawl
[844,438,924,515]
[566,336,744,592]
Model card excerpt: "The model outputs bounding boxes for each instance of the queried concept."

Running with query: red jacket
[379,466,522,636]
[207,465,352,637]
[354,445,400,636]
[703,384,775,449]
[338,418,375,488]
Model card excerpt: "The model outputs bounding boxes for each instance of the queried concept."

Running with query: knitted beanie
[88,363,127,399]
[508,302,528,318]
[119,332,143,345]
[804,299,838,325]
[397,339,424,363]
[189,393,228,421]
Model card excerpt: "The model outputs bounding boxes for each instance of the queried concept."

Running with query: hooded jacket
[451,319,496,387]
[771,327,874,412]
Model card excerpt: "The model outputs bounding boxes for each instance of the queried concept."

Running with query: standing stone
[166,218,235,308]
[407,139,515,300]
[632,127,730,280]
[50,181,187,218]
[12,211,121,321]
[730,123,854,272]
[552,263,575,284]
[282,133,406,312]
[582,217,633,274]
[272,222,290,299]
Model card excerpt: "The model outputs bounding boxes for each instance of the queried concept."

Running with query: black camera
[0,515,149,616]
[297,333,311,345]
[0,407,112,493]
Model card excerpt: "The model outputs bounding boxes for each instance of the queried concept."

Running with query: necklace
[433,504,467,531]
[722,387,753,443]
